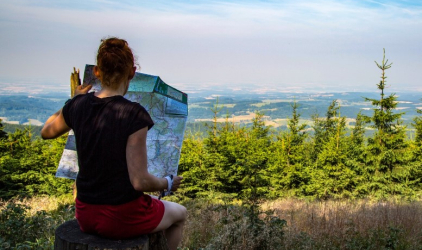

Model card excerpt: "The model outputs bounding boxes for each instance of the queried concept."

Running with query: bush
[0,196,75,250]
[0,128,72,199]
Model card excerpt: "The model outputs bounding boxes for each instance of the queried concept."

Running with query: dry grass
[3,196,422,249]
[0,195,75,216]
[181,198,422,250]
[263,198,422,249]
[0,195,75,249]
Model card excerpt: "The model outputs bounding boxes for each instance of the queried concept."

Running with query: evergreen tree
[362,49,410,197]
[0,119,7,155]
[311,100,341,161]
[267,102,308,197]
[344,112,369,196]
[306,101,356,198]
[237,112,271,201]
[404,106,422,194]
[411,106,422,161]
[200,100,234,198]
[0,119,7,139]
[0,128,71,199]
[178,135,213,197]
[284,102,308,166]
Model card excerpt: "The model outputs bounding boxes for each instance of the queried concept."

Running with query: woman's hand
[171,176,183,191]
[74,84,92,96]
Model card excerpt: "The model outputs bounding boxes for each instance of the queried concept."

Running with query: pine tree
[344,112,370,197]
[311,100,341,161]
[267,102,308,197]
[0,120,7,155]
[0,128,71,199]
[404,106,422,194]
[178,134,211,197]
[306,100,356,198]
[284,102,308,166]
[411,106,422,160]
[362,49,410,197]
[0,119,7,139]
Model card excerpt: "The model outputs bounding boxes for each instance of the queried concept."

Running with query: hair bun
[96,37,136,89]
[101,37,127,49]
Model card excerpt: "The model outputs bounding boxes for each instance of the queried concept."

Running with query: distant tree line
[0,95,66,124]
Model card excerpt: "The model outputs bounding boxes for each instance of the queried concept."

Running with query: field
[1,91,422,126]
[2,195,422,250]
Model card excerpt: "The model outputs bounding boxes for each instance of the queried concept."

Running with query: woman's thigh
[152,200,187,232]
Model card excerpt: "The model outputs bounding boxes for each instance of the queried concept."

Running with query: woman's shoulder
[113,97,148,113]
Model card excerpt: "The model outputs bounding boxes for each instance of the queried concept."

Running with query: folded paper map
[56,65,188,179]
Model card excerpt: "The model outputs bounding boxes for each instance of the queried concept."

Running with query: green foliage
[1,49,421,208]
[3,123,42,138]
[0,119,7,139]
[411,105,422,161]
[179,49,421,201]
[0,203,56,249]
[0,128,72,199]
[266,102,309,197]
[205,204,286,250]
[0,197,75,250]
[358,49,413,198]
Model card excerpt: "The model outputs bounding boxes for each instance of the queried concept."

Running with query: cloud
[0,0,421,93]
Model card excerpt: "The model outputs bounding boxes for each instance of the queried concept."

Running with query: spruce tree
[0,128,71,199]
[235,112,271,200]
[0,119,7,139]
[306,100,356,198]
[362,49,410,197]
[411,107,422,160]
[267,102,308,197]
[344,112,370,196]
[405,106,422,194]
[178,135,210,197]
[284,102,308,166]
[311,100,341,161]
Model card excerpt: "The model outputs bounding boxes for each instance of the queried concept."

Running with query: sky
[1,0,422,95]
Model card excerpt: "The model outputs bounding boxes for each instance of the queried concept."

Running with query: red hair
[96,37,137,89]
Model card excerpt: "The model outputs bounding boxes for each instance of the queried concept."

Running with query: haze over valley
[1,84,421,133]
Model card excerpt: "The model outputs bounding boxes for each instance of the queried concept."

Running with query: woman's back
[63,92,153,205]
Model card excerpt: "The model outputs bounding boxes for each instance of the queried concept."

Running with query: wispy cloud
[0,0,421,93]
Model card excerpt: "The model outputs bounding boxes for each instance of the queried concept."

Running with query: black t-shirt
[62,92,154,205]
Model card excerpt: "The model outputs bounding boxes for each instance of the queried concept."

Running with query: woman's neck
[95,82,128,98]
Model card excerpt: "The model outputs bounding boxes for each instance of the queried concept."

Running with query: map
[56,65,188,179]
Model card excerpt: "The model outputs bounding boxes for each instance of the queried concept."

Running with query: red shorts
[75,195,165,239]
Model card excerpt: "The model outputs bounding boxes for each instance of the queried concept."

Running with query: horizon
[1,0,422,94]
[1,80,422,98]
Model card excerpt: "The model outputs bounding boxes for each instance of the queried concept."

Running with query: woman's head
[95,37,137,90]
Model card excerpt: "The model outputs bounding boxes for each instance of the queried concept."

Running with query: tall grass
[181,198,422,250]
[263,199,422,250]
[1,196,422,250]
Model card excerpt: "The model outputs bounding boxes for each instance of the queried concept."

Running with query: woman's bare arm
[126,127,182,192]
[41,109,70,139]
[41,85,92,140]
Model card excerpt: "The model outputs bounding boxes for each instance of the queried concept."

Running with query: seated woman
[41,37,186,250]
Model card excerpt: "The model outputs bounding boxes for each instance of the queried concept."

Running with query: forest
[1,52,422,249]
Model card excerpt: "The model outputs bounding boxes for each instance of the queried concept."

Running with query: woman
[41,37,186,250]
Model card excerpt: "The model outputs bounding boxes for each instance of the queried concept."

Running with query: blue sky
[1,0,422,95]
